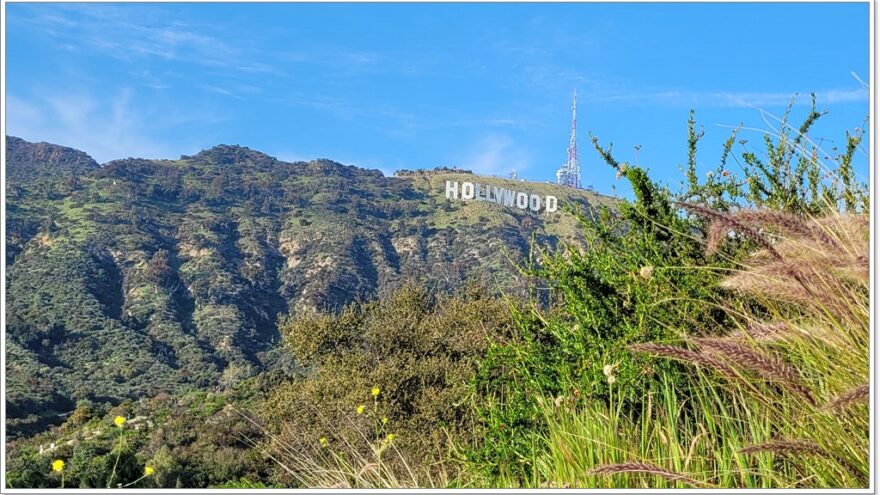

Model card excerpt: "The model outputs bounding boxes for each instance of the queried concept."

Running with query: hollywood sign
[445,180,558,213]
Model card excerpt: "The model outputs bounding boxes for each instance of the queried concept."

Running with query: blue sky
[5,2,870,195]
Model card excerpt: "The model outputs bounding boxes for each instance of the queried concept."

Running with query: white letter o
[529,194,541,211]
[461,182,475,200]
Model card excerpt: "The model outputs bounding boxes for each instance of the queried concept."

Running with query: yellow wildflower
[52,459,65,472]
[371,387,381,397]
[114,415,126,428]
[144,466,155,476]
[319,436,328,447]
[386,433,396,442]
[381,416,389,425]
[356,405,365,415]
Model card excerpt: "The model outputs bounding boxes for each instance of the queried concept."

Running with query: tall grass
[237,402,459,489]
[525,210,868,488]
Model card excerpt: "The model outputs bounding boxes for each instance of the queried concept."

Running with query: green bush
[259,283,518,485]
[5,390,270,489]
[467,101,868,481]
[531,211,869,488]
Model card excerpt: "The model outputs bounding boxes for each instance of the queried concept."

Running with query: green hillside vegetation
[4,136,610,441]
[5,99,869,489]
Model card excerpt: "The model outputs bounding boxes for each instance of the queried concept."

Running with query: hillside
[4,136,615,438]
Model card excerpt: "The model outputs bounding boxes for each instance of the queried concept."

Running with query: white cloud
[16,5,282,77]
[6,89,191,162]
[16,5,393,82]
[200,85,244,100]
[592,86,869,108]
[276,92,417,138]
[455,134,534,177]
[818,88,870,104]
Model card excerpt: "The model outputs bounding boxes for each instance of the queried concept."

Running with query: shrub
[467,101,868,481]
[558,210,869,488]
[258,283,518,486]
[468,122,733,479]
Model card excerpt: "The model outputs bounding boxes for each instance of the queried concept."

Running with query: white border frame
[0,0,875,493]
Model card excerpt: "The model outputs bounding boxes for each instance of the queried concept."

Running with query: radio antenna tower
[555,89,581,188]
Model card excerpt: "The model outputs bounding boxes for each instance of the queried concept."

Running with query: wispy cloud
[454,134,535,177]
[590,86,869,108]
[128,70,172,90]
[438,114,548,130]
[200,85,243,100]
[16,4,282,76]
[277,92,418,137]
[16,4,400,82]
[7,89,221,162]
[199,83,262,100]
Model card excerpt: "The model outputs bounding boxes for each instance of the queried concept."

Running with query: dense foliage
[467,102,868,482]
[258,284,518,486]
[523,209,868,489]
[5,387,275,489]
[4,136,606,439]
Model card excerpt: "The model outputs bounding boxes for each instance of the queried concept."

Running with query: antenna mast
[556,89,582,188]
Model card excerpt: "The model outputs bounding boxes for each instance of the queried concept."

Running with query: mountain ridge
[6,136,100,181]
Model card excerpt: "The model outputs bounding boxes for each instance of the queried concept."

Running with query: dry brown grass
[691,337,816,405]
[618,208,870,487]
[824,384,869,411]
[585,462,712,488]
